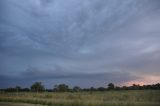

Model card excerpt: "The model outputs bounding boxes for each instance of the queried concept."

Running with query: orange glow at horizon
[122,75,160,86]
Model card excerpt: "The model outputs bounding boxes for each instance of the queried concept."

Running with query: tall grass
[0,90,160,106]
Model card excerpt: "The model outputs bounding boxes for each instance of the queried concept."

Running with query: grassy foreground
[0,102,44,106]
[0,90,160,106]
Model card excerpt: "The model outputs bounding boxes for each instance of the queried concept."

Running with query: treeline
[1,82,160,92]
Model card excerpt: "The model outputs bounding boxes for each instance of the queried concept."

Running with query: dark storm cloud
[22,67,138,81]
[0,0,160,88]
[0,68,139,88]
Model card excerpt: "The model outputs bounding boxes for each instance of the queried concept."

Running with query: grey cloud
[0,67,139,88]
[22,67,138,81]
[0,0,160,88]
[0,0,150,56]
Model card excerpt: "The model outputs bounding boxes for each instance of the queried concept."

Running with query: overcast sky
[0,0,160,88]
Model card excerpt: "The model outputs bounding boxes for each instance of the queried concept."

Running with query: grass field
[0,90,160,106]
[0,102,43,106]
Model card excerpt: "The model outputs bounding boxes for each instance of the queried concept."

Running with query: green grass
[0,90,160,106]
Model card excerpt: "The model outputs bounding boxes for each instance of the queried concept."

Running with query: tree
[108,83,115,90]
[15,86,21,92]
[131,84,140,90]
[31,82,44,92]
[73,86,81,92]
[90,87,96,91]
[54,84,69,92]
[97,87,106,91]
[53,85,58,92]
[15,86,21,95]
[21,88,30,92]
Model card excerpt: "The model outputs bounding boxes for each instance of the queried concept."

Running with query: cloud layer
[0,0,160,88]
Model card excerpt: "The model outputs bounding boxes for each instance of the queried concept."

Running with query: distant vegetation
[1,82,160,92]
[30,82,45,92]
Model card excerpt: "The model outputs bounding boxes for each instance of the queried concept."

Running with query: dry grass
[0,90,160,106]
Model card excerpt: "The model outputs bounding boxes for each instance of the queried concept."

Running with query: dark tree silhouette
[30,82,44,92]
[15,86,21,92]
[97,87,106,91]
[108,83,115,90]
[131,84,140,90]
[15,86,21,95]
[54,84,69,92]
[73,86,81,92]
[1,83,160,92]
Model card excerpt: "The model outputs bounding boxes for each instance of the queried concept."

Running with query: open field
[0,90,160,106]
[0,102,43,106]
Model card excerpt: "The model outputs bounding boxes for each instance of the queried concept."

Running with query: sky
[0,0,160,88]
